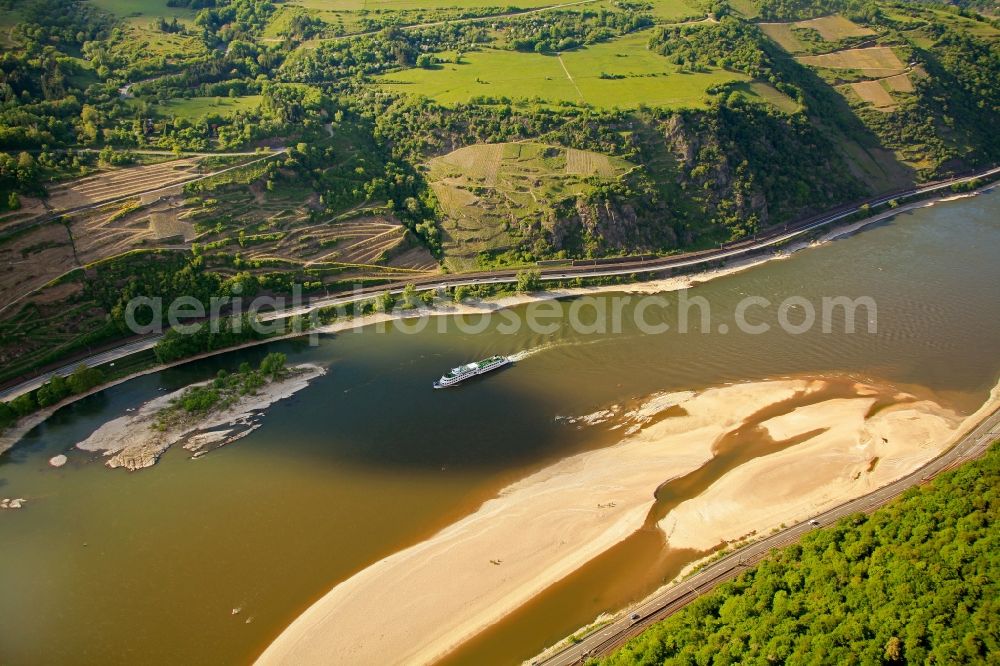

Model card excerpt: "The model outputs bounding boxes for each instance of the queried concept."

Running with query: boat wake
[508,338,608,363]
[507,348,544,363]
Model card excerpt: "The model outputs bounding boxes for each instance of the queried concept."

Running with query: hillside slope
[0,0,997,382]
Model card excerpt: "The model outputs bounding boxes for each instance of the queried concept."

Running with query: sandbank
[255,376,975,666]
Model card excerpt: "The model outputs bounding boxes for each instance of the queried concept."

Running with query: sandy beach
[75,363,325,470]
[659,394,961,550]
[255,375,984,666]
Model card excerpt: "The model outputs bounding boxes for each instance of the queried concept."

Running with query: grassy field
[116,19,209,68]
[883,72,913,92]
[426,141,632,270]
[760,14,875,53]
[89,0,195,20]
[262,6,329,40]
[906,6,1000,39]
[379,49,579,105]
[0,6,22,47]
[727,0,758,18]
[149,95,264,120]
[732,81,800,113]
[645,0,702,22]
[379,33,747,109]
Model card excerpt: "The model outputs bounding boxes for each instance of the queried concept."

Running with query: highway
[533,406,1000,666]
[1,164,996,401]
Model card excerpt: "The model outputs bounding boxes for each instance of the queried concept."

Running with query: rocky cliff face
[546,195,679,256]
[660,113,771,231]
[656,103,865,239]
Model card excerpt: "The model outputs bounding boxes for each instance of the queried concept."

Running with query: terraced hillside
[0,153,438,383]
[427,142,632,271]
[754,7,996,176]
[45,157,205,210]
[0,0,996,383]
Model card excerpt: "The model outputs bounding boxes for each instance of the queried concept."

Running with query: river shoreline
[254,374,998,666]
[526,375,1000,665]
[3,182,993,459]
[0,178,997,666]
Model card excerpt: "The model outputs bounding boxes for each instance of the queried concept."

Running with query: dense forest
[600,442,1000,665]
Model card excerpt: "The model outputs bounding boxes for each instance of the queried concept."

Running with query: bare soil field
[883,72,914,92]
[0,155,440,383]
[387,246,439,272]
[69,196,193,265]
[758,22,805,52]
[0,222,76,312]
[797,47,906,76]
[795,15,875,41]
[0,197,48,234]
[850,80,896,110]
[45,158,204,211]
[266,215,417,267]
[181,185,439,284]
[0,192,198,321]
[148,210,196,241]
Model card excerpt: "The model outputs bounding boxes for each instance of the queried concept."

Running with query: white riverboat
[433,355,511,388]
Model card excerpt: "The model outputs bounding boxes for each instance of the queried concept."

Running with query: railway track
[1,165,997,401]
[535,407,1000,665]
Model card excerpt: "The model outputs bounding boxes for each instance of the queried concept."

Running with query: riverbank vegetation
[0,0,997,381]
[600,441,1000,665]
[152,352,286,430]
[0,363,105,431]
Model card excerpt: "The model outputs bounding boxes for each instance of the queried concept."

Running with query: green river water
[1,190,998,665]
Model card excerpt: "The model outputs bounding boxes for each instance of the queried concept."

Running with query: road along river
[0,189,998,665]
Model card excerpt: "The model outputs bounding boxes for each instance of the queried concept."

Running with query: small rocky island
[76,353,325,471]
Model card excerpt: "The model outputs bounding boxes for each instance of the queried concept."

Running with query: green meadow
[378,32,748,110]
[727,0,758,18]
[645,0,702,22]
[89,0,194,20]
[292,0,573,11]
[0,7,21,47]
[289,0,701,16]
[733,81,800,113]
[149,95,263,120]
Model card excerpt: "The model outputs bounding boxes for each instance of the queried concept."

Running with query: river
[0,190,998,665]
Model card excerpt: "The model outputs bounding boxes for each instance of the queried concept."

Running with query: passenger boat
[433,355,511,388]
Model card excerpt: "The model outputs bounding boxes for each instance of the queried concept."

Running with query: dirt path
[557,54,586,102]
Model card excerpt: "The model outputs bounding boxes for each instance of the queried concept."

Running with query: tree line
[600,442,1000,665]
